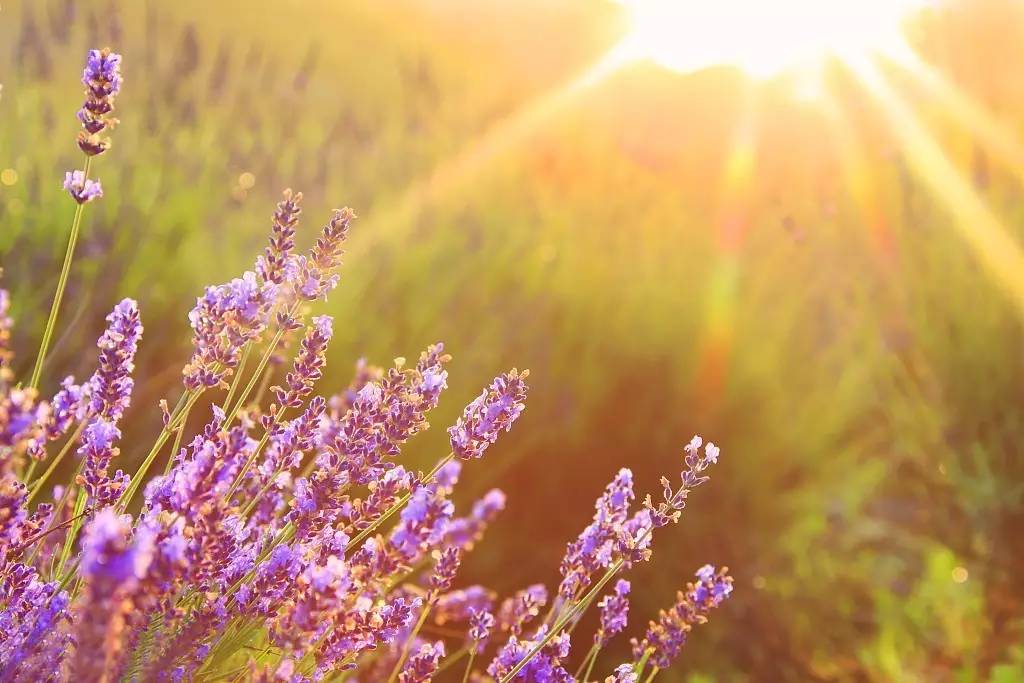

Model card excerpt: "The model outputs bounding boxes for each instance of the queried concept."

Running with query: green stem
[250,362,275,410]
[499,557,628,683]
[433,645,469,676]
[24,461,85,571]
[575,644,599,680]
[236,447,283,519]
[225,428,273,503]
[224,304,299,426]
[163,402,192,477]
[116,388,202,512]
[26,421,85,505]
[643,666,660,683]
[55,486,89,579]
[633,647,653,676]
[29,156,92,391]
[344,453,455,554]
[222,343,252,412]
[461,651,476,683]
[387,599,432,683]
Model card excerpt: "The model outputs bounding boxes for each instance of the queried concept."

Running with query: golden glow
[848,55,1024,317]
[616,0,929,77]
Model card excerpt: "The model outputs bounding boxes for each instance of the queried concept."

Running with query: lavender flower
[238,544,305,618]
[0,563,71,682]
[389,484,454,561]
[468,608,496,654]
[292,208,354,301]
[0,388,49,460]
[397,640,445,683]
[182,272,276,390]
[433,585,496,626]
[429,546,462,594]
[448,369,529,460]
[595,579,631,648]
[257,188,304,285]
[76,299,142,506]
[86,298,142,422]
[27,376,86,459]
[63,170,103,204]
[315,595,421,677]
[631,565,734,670]
[70,509,154,681]
[444,488,506,551]
[272,315,333,410]
[77,419,128,507]
[606,664,638,683]
[488,626,573,683]
[76,48,122,156]
[643,436,720,528]
[559,468,635,600]
[497,584,548,636]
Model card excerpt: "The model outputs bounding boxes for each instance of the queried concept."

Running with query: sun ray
[885,45,1024,183]
[846,54,1024,317]
[817,91,898,266]
[358,43,633,252]
[691,98,758,410]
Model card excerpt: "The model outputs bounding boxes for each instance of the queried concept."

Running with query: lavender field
[1,1,1023,681]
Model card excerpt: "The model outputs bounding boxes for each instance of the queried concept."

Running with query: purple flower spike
[272,315,332,410]
[71,509,154,681]
[497,584,548,636]
[397,640,445,683]
[448,369,529,460]
[87,298,142,423]
[643,436,721,528]
[76,48,122,155]
[429,546,462,594]
[183,272,276,390]
[433,585,496,626]
[291,207,354,302]
[63,170,103,204]
[468,608,496,654]
[75,299,142,507]
[559,468,634,600]
[0,563,72,680]
[257,188,304,285]
[631,564,734,670]
[487,625,573,683]
[595,579,631,648]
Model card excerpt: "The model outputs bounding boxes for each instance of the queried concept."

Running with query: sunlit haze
[615,0,931,77]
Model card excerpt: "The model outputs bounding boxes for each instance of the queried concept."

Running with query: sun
[614,0,930,78]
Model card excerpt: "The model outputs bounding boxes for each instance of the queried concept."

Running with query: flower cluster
[62,171,103,204]
[448,369,529,460]
[0,46,736,683]
[76,48,122,156]
[631,565,734,670]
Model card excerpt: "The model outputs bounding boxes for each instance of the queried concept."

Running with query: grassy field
[2,0,1023,679]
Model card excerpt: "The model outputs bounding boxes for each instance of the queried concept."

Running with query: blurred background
[2,0,1023,680]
